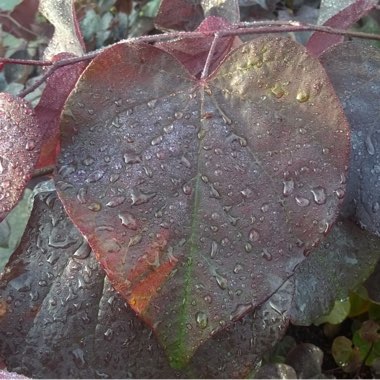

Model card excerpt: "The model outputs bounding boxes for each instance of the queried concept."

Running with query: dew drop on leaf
[87,202,102,212]
[195,311,208,329]
[214,271,228,290]
[182,184,192,195]
[311,186,327,205]
[106,196,126,208]
[25,140,36,151]
[86,169,105,183]
[248,228,260,242]
[230,303,251,321]
[210,240,218,258]
[296,90,310,103]
[283,179,295,196]
[123,152,141,164]
[118,212,138,230]
[295,196,310,207]
[130,189,156,205]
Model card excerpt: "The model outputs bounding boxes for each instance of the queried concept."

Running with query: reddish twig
[2,20,380,98]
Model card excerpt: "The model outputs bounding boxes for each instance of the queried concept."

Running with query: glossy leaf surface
[0,94,41,221]
[0,189,291,378]
[55,37,349,366]
[320,42,380,236]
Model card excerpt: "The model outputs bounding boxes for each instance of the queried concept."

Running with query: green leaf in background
[0,0,22,12]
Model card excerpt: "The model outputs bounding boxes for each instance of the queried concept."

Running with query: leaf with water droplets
[320,42,380,236]
[55,37,349,367]
[0,93,42,222]
[0,189,292,378]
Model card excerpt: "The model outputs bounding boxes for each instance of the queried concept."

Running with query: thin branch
[6,20,380,97]
[17,53,97,97]
[0,57,52,66]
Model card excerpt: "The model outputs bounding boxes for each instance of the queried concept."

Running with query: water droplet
[241,188,253,198]
[195,311,208,329]
[124,152,141,164]
[174,111,183,119]
[119,212,138,230]
[110,173,120,183]
[180,155,191,168]
[147,99,157,109]
[245,242,252,252]
[372,202,380,213]
[73,241,91,259]
[295,196,310,207]
[230,303,251,321]
[271,83,285,98]
[25,140,36,151]
[334,188,345,199]
[182,184,192,195]
[249,228,260,242]
[164,124,174,134]
[151,135,163,146]
[214,271,228,290]
[86,169,105,183]
[209,184,221,199]
[226,132,247,147]
[58,164,76,178]
[365,134,375,155]
[261,248,272,261]
[104,328,114,341]
[71,348,86,369]
[233,263,243,273]
[261,203,269,212]
[283,179,294,196]
[88,202,102,212]
[311,186,327,205]
[129,234,142,246]
[210,240,218,258]
[82,156,95,166]
[143,166,153,178]
[131,189,156,205]
[296,90,310,103]
[106,196,126,207]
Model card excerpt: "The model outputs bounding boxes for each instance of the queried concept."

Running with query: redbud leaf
[55,37,349,367]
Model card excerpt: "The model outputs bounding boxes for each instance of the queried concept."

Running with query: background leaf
[320,42,380,236]
[0,93,42,221]
[289,219,380,325]
[55,36,349,366]
[39,0,85,59]
[306,0,378,56]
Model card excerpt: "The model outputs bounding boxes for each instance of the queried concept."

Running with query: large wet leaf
[0,188,292,378]
[320,42,380,236]
[55,37,349,367]
[0,94,42,222]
